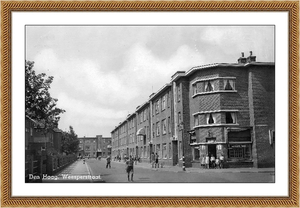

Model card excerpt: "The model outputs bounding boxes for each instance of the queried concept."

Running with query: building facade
[111,52,275,168]
[78,135,112,158]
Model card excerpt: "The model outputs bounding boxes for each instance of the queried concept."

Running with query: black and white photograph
[25,25,275,184]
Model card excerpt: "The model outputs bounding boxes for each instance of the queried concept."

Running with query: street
[85,159,275,183]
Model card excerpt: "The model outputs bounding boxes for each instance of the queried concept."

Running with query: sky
[26,26,274,137]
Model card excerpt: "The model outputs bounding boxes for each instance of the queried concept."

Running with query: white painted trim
[192,90,237,98]
[193,123,239,129]
[192,109,239,116]
[191,76,236,85]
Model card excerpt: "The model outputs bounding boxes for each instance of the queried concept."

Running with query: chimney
[246,51,256,63]
[238,52,247,64]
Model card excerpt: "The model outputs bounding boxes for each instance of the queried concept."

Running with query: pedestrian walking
[151,152,155,168]
[125,155,134,182]
[106,155,111,168]
[134,155,138,165]
[155,152,159,168]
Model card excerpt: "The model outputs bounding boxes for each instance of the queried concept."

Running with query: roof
[185,62,275,77]
[149,83,172,101]
[136,101,150,112]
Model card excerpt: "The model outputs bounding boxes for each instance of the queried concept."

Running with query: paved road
[86,159,275,183]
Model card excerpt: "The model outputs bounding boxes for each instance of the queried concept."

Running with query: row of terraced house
[111,52,275,168]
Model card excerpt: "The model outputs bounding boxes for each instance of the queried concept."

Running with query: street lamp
[179,122,185,171]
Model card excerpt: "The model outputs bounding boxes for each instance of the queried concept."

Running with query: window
[152,123,155,138]
[193,84,198,95]
[228,144,251,159]
[177,85,181,102]
[224,79,235,90]
[178,112,181,124]
[167,92,170,108]
[155,100,160,114]
[162,95,166,110]
[225,112,236,124]
[152,104,155,116]
[156,121,160,136]
[168,143,172,158]
[162,119,167,135]
[205,80,214,92]
[162,143,167,159]
[206,113,215,124]
[140,113,143,124]
[168,117,171,133]
[156,144,161,158]
[269,130,275,145]
[194,115,199,126]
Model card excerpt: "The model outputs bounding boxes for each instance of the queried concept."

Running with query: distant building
[25,116,63,155]
[78,135,111,158]
[111,52,275,168]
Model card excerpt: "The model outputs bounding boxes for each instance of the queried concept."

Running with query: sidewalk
[42,160,104,183]
[111,160,275,174]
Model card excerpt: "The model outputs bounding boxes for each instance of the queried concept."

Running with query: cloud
[56,93,128,136]
[120,43,205,92]
[32,42,205,136]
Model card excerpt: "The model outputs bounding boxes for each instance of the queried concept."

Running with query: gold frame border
[1,1,299,207]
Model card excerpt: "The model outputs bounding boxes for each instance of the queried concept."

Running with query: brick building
[78,135,111,158]
[111,52,275,168]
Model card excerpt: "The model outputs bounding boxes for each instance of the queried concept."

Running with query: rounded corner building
[111,51,275,169]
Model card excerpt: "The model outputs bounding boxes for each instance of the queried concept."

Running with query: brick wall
[251,66,275,167]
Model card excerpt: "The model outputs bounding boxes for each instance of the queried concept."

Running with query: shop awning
[136,128,145,136]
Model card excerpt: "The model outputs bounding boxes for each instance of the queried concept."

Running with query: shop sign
[230,144,247,148]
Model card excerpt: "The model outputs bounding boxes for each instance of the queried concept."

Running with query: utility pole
[180,122,185,171]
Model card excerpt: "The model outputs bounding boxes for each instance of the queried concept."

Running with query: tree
[25,60,65,131]
[62,126,80,155]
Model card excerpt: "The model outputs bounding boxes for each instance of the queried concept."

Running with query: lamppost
[180,122,185,171]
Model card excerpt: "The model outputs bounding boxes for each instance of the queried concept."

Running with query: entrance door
[172,141,178,166]
[208,144,216,157]
[136,146,139,156]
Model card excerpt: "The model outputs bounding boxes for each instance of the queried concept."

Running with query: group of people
[151,152,159,168]
[204,154,224,169]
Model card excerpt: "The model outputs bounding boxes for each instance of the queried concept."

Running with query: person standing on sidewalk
[125,155,134,182]
[205,154,210,169]
[106,155,111,168]
[155,152,159,168]
[219,154,225,169]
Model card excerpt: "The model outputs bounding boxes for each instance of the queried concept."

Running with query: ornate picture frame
[1,1,299,207]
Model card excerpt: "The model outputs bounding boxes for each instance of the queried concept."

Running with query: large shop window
[228,129,252,159]
[228,144,251,159]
